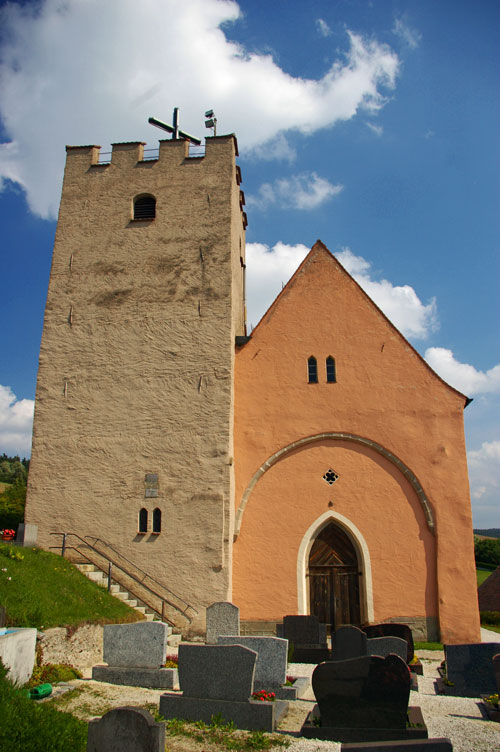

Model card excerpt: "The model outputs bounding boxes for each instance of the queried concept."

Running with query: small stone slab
[217,636,288,689]
[340,738,452,751]
[367,637,408,662]
[103,622,169,669]
[92,665,178,689]
[206,602,240,644]
[332,626,367,661]
[301,706,427,743]
[312,654,411,729]
[282,615,326,647]
[291,646,331,664]
[493,652,500,692]
[159,693,288,732]
[87,706,165,752]
[178,643,256,701]
[480,693,500,722]
[362,624,414,664]
[274,676,310,700]
[445,643,499,696]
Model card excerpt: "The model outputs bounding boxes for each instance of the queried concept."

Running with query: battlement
[65,134,239,170]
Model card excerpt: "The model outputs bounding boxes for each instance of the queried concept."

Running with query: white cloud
[392,18,422,50]
[0,385,34,457]
[0,0,399,219]
[248,134,296,163]
[246,242,438,340]
[366,122,383,137]
[467,441,500,526]
[316,19,332,37]
[424,348,500,396]
[247,172,343,210]
[335,247,438,340]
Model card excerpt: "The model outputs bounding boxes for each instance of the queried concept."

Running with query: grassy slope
[0,542,143,629]
[477,568,492,586]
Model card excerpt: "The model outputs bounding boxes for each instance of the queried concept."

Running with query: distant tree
[0,455,29,485]
[475,537,500,567]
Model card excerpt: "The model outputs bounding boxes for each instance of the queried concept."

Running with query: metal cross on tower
[148,108,201,145]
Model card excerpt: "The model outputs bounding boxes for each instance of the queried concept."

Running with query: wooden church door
[308,522,361,631]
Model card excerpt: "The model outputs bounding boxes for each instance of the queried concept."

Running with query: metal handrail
[50,532,197,625]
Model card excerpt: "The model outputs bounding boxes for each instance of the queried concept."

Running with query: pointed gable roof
[250,239,470,407]
[478,566,500,612]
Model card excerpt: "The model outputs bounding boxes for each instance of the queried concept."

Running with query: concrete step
[86,571,106,584]
[76,563,96,573]
[122,599,138,608]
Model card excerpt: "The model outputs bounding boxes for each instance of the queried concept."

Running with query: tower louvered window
[134,195,156,220]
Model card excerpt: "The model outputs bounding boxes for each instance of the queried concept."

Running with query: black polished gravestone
[362,624,415,664]
[493,652,500,692]
[444,643,499,696]
[301,654,427,743]
[280,615,330,664]
[331,625,368,661]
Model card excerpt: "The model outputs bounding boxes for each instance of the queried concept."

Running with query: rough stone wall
[26,136,246,635]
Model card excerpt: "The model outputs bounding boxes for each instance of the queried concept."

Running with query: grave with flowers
[159,643,289,731]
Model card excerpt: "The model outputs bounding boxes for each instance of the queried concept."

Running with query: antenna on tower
[148,107,201,145]
[204,109,217,136]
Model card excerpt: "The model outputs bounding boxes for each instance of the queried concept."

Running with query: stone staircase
[76,562,159,623]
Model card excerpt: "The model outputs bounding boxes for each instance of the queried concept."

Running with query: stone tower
[25,135,247,634]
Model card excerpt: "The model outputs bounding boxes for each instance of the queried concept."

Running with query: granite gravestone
[217,636,288,690]
[493,652,500,692]
[87,707,165,752]
[340,739,453,751]
[332,625,367,661]
[362,624,414,664]
[282,615,326,646]
[367,637,408,662]
[445,643,499,696]
[206,602,240,644]
[313,654,410,730]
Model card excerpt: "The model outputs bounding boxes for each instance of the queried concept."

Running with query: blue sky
[0,0,498,527]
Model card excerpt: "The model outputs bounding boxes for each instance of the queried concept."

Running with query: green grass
[0,661,87,752]
[414,641,443,651]
[0,542,143,629]
[164,716,290,751]
[482,623,500,634]
[477,568,492,586]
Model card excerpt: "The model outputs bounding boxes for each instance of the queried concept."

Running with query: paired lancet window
[308,356,336,384]
[133,194,156,220]
[138,507,162,534]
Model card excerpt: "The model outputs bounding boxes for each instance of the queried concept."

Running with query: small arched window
[326,356,336,383]
[153,508,162,534]
[138,508,148,534]
[308,356,318,384]
[134,195,156,220]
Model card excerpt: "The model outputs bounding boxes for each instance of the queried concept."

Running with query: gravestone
[0,606,5,628]
[341,739,453,751]
[301,654,427,743]
[87,706,165,752]
[217,636,288,690]
[280,615,329,663]
[362,624,414,664]
[159,643,289,731]
[445,643,499,696]
[206,601,240,644]
[493,652,500,692]
[332,625,367,661]
[367,637,408,662]
[92,621,177,689]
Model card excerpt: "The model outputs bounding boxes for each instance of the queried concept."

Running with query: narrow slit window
[134,195,156,220]
[153,507,162,534]
[326,356,336,383]
[138,508,148,534]
[308,356,318,384]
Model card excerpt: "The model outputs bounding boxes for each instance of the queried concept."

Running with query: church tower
[26,133,247,635]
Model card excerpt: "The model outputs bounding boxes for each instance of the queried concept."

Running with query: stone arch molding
[234,432,435,539]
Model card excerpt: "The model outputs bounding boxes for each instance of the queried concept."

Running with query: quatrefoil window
[323,468,339,485]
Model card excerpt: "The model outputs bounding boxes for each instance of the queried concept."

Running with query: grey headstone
[312,654,411,730]
[87,706,165,752]
[332,625,367,660]
[206,601,240,644]
[178,643,256,701]
[92,665,178,689]
[362,623,414,663]
[493,652,500,692]
[341,738,453,751]
[103,621,169,668]
[282,615,325,646]
[217,636,288,689]
[367,636,408,662]
[445,643,499,696]
[17,522,38,547]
